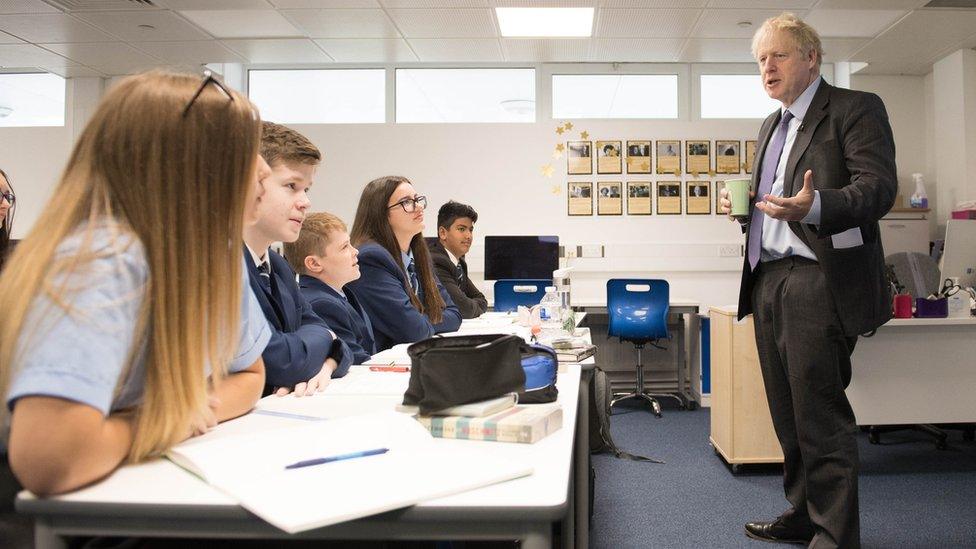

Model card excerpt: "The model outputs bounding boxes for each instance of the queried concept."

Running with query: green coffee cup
[725,178,751,217]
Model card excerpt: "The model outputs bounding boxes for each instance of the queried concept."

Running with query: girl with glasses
[0,70,272,495]
[0,168,14,272]
[349,176,461,351]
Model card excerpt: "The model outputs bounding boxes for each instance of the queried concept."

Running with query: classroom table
[17,316,592,549]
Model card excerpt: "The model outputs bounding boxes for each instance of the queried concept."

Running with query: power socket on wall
[719,244,742,257]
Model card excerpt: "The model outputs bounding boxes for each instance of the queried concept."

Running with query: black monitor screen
[484,236,559,280]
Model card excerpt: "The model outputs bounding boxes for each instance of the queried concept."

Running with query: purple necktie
[748,110,794,270]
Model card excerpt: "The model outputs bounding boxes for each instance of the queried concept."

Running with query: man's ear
[437,226,447,241]
[304,255,322,274]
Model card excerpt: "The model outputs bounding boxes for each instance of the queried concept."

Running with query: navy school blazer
[348,241,462,352]
[244,247,351,389]
[299,275,377,365]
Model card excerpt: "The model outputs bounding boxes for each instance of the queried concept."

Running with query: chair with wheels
[493,279,551,312]
[607,278,684,417]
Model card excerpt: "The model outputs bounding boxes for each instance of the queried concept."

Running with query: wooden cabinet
[708,306,783,471]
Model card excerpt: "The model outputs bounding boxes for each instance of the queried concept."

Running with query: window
[0,73,65,127]
[551,74,678,119]
[396,68,535,123]
[247,69,385,124]
[699,74,779,119]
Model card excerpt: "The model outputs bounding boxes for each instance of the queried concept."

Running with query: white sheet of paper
[831,227,863,249]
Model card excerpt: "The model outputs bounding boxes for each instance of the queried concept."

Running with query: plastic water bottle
[553,267,575,333]
[538,286,561,329]
[910,173,928,209]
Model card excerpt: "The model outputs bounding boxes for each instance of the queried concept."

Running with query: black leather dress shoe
[744,519,814,545]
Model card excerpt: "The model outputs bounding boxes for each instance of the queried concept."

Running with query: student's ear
[304,255,323,274]
[437,226,447,241]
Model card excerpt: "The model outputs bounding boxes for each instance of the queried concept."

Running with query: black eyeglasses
[0,192,14,205]
[387,195,427,213]
[182,70,234,118]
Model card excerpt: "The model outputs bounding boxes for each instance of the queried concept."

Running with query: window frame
[543,63,689,121]
[0,70,67,128]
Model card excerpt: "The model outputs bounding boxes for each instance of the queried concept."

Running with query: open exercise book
[166,411,533,534]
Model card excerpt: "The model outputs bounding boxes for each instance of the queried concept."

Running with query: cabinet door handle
[887,224,906,229]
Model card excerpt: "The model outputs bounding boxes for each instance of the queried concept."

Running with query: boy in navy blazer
[284,212,376,364]
[245,122,351,396]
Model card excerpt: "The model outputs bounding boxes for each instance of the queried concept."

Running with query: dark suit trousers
[751,256,860,549]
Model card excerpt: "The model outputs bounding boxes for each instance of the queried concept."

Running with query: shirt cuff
[802,190,822,225]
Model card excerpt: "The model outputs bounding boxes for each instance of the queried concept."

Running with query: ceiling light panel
[496,7,593,37]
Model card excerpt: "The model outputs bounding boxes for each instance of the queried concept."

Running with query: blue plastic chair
[493,279,552,312]
[607,278,683,417]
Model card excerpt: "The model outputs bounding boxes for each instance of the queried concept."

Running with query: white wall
[2,67,937,313]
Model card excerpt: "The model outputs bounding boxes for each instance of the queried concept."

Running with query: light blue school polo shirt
[6,221,271,415]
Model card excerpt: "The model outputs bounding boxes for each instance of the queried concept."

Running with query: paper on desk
[166,412,533,534]
[363,343,411,365]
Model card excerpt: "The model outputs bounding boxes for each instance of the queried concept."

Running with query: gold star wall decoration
[541,164,555,178]
[556,143,565,152]
[551,184,562,194]
[556,125,565,135]
[552,149,564,159]
[564,122,574,131]
[580,130,589,140]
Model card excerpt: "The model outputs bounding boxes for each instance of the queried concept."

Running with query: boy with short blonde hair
[285,212,376,364]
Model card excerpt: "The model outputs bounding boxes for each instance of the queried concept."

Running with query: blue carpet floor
[590,402,976,549]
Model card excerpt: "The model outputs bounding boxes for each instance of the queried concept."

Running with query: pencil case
[914,297,947,318]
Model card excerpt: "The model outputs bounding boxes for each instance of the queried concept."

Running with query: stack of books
[415,402,563,444]
[554,344,596,363]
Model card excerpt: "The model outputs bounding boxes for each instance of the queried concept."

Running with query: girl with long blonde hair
[0,70,272,496]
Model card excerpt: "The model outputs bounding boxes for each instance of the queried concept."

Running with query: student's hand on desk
[755,169,814,221]
[187,396,219,437]
[275,358,338,397]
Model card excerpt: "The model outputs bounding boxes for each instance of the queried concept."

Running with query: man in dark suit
[284,212,377,365]
[427,201,487,319]
[720,13,896,548]
[246,122,351,397]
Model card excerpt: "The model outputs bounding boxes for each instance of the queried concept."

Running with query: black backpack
[587,366,663,463]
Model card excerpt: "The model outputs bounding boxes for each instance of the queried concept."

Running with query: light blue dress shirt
[7,221,272,415]
[760,76,823,263]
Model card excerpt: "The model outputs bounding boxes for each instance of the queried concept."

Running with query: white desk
[17,320,590,549]
[847,316,976,425]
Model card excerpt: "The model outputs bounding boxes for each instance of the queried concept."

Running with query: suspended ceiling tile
[819,38,870,62]
[314,38,417,62]
[179,10,303,39]
[221,38,332,63]
[408,37,502,61]
[602,1,707,7]
[388,8,497,38]
[271,0,380,6]
[137,40,247,64]
[596,9,701,38]
[0,30,25,43]
[381,0,485,6]
[704,0,814,7]
[691,8,804,39]
[156,0,274,8]
[852,9,976,69]
[680,38,755,62]
[73,10,213,42]
[42,65,106,77]
[281,8,400,38]
[814,0,925,9]
[501,38,590,62]
[41,41,160,73]
[0,13,115,42]
[0,43,75,66]
[804,9,906,38]
[590,38,684,62]
[0,0,61,14]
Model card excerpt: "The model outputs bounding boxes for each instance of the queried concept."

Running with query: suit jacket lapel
[245,252,286,330]
[784,82,830,198]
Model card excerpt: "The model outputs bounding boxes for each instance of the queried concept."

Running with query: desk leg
[34,522,67,549]
[520,522,552,549]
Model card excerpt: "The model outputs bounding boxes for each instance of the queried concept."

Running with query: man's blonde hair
[284,212,347,275]
[751,12,823,67]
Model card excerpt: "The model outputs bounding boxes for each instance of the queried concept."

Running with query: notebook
[166,411,533,533]
[416,405,563,444]
[397,393,518,418]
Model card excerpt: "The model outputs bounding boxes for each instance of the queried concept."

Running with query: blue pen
[284,447,389,470]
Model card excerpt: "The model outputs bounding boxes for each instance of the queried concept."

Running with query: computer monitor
[939,220,976,289]
[484,236,559,281]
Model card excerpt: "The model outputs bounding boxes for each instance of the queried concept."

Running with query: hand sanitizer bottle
[910,173,928,209]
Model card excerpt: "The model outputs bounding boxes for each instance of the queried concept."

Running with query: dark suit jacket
[349,241,462,351]
[244,248,351,388]
[299,275,376,365]
[737,81,897,336]
[426,239,488,319]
